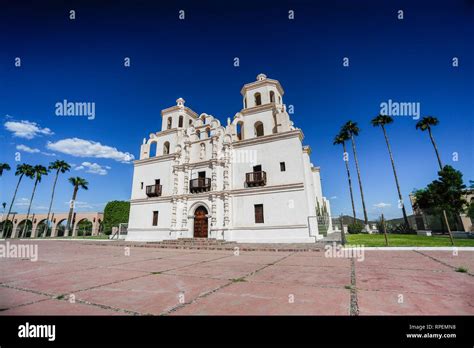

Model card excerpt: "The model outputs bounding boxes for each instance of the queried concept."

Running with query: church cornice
[129,182,305,204]
[240,78,284,96]
[239,103,276,116]
[161,105,199,119]
[232,129,303,148]
[134,153,175,166]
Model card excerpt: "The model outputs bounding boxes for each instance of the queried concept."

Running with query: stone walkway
[0,240,472,315]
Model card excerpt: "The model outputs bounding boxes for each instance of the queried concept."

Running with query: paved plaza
[0,240,473,315]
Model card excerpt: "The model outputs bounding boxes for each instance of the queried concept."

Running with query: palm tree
[416,116,443,170]
[3,164,34,238]
[333,130,357,223]
[0,163,11,177]
[42,160,71,237]
[20,165,49,238]
[342,121,369,227]
[371,115,409,226]
[65,177,89,237]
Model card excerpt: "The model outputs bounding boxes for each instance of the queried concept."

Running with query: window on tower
[167,117,172,129]
[236,121,244,140]
[178,116,183,127]
[163,141,170,155]
[254,121,264,137]
[254,92,262,106]
[270,91,275,103]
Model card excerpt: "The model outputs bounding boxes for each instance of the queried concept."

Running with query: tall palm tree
[65,177,89,237]
[342,121,369,227]
[20,165,49,238]
[42,160,71,237]
[371,115,409,226]
[3,164,34,238]
[416,116,443,170]
[0,163,11,177]
[333,130,357,223]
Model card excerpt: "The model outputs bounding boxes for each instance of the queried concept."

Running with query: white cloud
[14,198,30,206]
[75,161,110,175]
[4,120,53,139]
[16,144,40,153]
[16,144,56,156]
[330,196,338,200]
[46,138,134,163]
[373,202,391,209]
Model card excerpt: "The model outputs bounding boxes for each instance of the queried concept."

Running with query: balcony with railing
[245,171,267,187]
[190,178,211,193]
[146,184,162,197]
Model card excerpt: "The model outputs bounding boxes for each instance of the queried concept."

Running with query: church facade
[127,74,332,243]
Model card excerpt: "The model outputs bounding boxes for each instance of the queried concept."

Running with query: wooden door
[193,206,208,238]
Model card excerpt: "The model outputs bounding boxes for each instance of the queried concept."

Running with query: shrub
[348,222,365,234]
[103,201,130,235]
[389,222,415,234]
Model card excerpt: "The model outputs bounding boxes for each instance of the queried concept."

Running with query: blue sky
[0,0,473,220]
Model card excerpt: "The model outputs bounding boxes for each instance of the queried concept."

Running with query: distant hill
[336,215,416,226]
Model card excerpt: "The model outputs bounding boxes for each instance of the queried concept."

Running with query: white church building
[127,74,332,243]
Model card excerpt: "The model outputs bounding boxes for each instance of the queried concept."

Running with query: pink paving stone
[9,268,149,295]
[276,255,351,268]
[105,258,205,273]
[164,261,262,280]
[0,287,50,310]
[76,274,228,315]
[172,281,350,315]
[357,289,474,315]
[358,250,428,259]
[356,255,452,271]
[420,251,474,272]
[159,252,232,262]
[246,264,351,288]
[211,253,290,265]
[355,266,474,296]
[0,261,96,284]
[1,299,121,315]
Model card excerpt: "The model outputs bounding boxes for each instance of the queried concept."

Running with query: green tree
[333,130,356,222]
[371,115,409,226]
[0,163,11,177]
[65,177,89,236]
[42,160,71,237]
[3,164,34,238]
[342,121,368,227]
[103,200,130,235]
[413,165,467,231]
[416,116,443,170]
[21,165,49,238]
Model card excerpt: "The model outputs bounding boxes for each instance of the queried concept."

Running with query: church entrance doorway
[193,206,208,238]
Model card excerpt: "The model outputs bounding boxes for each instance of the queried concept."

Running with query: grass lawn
[346,233,474,247]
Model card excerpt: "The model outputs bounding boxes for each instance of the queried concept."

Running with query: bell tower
[239,74,292,138]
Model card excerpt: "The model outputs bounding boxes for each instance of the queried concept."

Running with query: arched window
[254,121,264,137]
[189,119,193,126]
[236,121,244,140]
[254,92,262,106]
[196,130,201,139]
[178,116,183,128]
[149,141,158,157]
[270,91,275,103]
[206,127,211,138]
[278,96,281,104]
[167,117,172,129]
[244,97,247,109]
[163,141,170,155]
